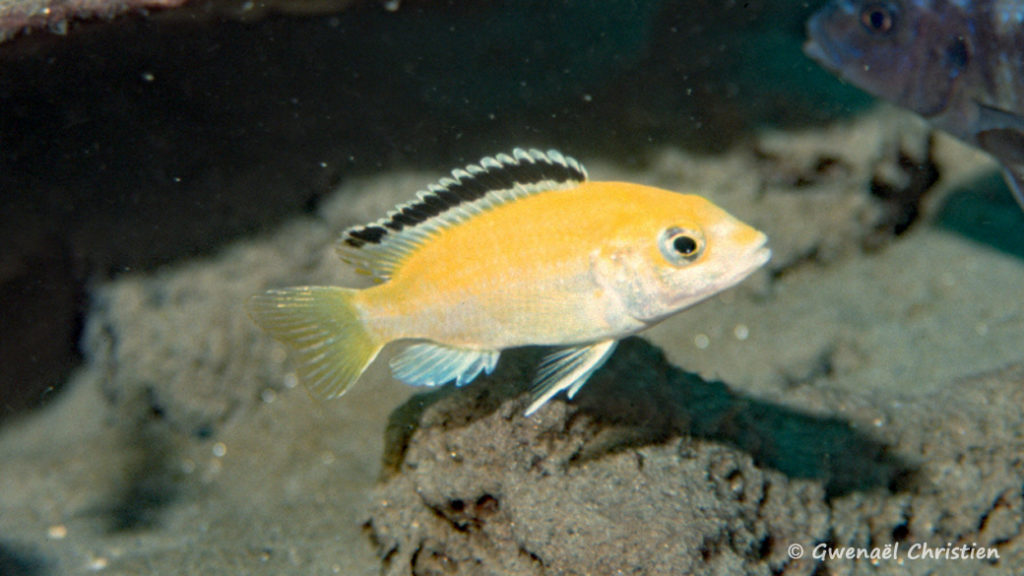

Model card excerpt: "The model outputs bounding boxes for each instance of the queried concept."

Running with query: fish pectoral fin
[525,340,618,416]
[976,103,1024,137]
[389,343,500,388]
[1001,165,1024,211]
[974,105,1024,210]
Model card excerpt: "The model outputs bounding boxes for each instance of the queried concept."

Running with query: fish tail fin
[246,286,383,399]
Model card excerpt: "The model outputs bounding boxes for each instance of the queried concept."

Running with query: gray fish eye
[659,228,704,265]
[860,2,896,34]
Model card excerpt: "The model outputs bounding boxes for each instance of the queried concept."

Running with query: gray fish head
[804,0,970,118]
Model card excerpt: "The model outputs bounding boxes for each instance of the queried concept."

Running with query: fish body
[248,149,770,415]
[805,0,1024,209]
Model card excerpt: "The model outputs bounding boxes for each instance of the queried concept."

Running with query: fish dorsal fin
[336,148,587,281]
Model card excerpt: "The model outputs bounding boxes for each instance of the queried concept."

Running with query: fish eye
[860,2,896,34]
[673,235,698,255]
[659,228,704,265]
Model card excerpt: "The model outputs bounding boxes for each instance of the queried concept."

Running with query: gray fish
[805,0,1024,209]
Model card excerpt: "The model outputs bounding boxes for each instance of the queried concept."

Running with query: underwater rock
[0,0,373,43]
[748,106,937,273]
[366,339,834,576]
[824,364,1024,575]
[367,343,1024,575]
[0,0,186,42]
[78,220,338,438]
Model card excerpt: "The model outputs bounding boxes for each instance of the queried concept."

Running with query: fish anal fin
[389,343,500,388]
[526,340,618,416]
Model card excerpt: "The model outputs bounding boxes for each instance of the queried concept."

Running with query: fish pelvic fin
[246,286,383,399]
[525,339,618,416]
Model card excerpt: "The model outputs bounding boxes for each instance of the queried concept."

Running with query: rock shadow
[935,171,1024,260]
[382,337,914,499]
[0,542,48,576]
[96,393,188,533]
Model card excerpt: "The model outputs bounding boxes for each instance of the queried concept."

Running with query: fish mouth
[803,10,844,70]
[722,235,771,287]
[752,244,772,268]
[748,237,772,272]
[803,38,834,68]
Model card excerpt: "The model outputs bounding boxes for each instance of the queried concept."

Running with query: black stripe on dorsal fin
[336,148,586,281]
[354,148,585,237]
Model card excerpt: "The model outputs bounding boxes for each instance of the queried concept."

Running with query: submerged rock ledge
[366,349,1024,575]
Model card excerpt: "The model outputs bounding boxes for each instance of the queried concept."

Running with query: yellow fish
[248,149,770,415]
